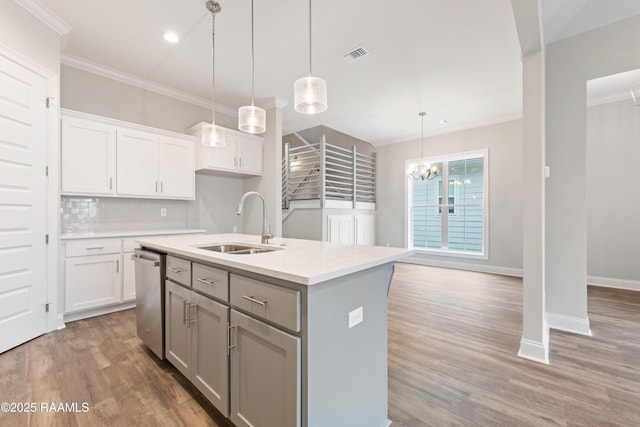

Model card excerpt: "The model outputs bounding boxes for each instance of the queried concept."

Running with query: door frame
[0,42,61,333]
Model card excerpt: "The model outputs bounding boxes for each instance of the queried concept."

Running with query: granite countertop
[136,233,413,286]
[60,229,207,240]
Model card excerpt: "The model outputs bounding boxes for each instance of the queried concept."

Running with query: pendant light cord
[211,10,217,124]
[420,112,425,159]
[250,0,255,106]
[308,0,312,77]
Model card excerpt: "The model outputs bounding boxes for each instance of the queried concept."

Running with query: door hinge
[45,303,50,313]
[46,97,54,109]
[45,234,49,244]
[45,165,49,176]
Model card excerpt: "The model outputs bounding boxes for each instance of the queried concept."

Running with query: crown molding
[61,53,238,118]
[587,91,632,107]
[14,0,72,35]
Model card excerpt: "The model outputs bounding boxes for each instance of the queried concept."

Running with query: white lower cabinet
[165,280,230,416]
[230,309,301,427]
[122,251,136,302]
[65,253,121,313]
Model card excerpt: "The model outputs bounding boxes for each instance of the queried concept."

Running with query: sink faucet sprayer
[236,191,273,244]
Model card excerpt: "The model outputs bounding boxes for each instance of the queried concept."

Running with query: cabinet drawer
[230,274,300,332]
[66,238,121,257]
[166,255,191,286]
[192,263,228,301]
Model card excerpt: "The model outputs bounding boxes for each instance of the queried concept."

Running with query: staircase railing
[282,135,376,209]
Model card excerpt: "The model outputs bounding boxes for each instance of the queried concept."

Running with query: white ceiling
[36,0,640,146]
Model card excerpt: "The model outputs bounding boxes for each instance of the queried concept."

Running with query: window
[407,150,487,257]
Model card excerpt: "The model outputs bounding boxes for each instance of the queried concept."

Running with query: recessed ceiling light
[163,32,179,44]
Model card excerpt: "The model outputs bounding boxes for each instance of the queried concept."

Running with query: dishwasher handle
[133,254,160,267]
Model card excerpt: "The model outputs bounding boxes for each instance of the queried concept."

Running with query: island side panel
[305,263,394,427]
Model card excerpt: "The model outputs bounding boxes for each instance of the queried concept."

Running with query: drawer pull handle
[86,246,104,250]
[168,267,183,273]
[183,300,188,325]
[196,277,215,286]
[189,303,197,326]
[242,295,267,306]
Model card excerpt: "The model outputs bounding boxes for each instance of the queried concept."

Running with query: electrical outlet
[160,208,167,217]
[348,306,363,328]
[232,226,238,233]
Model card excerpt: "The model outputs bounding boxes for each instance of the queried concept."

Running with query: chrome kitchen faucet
[236,191,273,244]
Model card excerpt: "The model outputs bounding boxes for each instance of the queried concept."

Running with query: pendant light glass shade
[202,123,226,147]
[238,0,266,134]
[294,0,327,115]
[205,0,225,147]
[407,112,439,181]
[239,105,266,134]
[294,76,327,114]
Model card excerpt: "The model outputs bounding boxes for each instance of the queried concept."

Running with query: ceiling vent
[342,46,369,63]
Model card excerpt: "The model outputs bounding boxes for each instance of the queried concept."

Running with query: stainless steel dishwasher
[133,248,166,359]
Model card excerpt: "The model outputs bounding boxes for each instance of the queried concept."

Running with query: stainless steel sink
[197,244,278,255]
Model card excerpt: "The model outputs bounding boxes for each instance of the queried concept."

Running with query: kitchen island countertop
[136,233,413,285]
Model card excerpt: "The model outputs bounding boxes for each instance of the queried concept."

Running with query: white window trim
[405,148,489,260]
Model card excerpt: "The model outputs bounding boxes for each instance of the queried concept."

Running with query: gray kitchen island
[135,233,412,427]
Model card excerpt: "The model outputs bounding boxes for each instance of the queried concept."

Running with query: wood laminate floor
[1,263,639,426]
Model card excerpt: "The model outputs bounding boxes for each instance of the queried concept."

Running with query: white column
[518,49,549,364]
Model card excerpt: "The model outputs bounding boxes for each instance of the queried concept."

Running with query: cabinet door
[327,215,355,244]
[230,310,300,427]
[158,136,195,199]
[237,135,263,175]
[191,293,230,416]
[355,215,375,246]
[204,137,237,171]
[116,128,158,196]
[61,116,116,195]
[122,252,136,302]
[165,281,191,378]
[65,254,121,313]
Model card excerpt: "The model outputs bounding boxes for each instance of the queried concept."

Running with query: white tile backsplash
[60,196,189,233]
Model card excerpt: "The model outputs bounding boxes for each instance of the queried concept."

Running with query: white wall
[586,98,640,284]
[376,119,523,274]
[545,15,640,322]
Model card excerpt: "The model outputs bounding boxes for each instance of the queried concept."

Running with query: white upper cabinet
[188,122,263,177]
[158,136,195,199]
[117,128,159,197]
[61,116,116,195]
[61,110,195,200]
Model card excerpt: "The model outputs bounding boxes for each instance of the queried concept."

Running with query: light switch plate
[348,306,363,328]
[160,208,167,217]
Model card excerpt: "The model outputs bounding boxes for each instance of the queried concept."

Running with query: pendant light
[238,0,266,133]
[407,112,439,181]
[202,1,226,147]
[293,0,327,114]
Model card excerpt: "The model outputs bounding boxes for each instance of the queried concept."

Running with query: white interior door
[0,52,49,353]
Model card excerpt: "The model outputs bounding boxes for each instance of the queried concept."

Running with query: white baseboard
[546,312,592,336]
[517,338,549,364]
[399,257,523,278]
[63,302,136,323]
[588,275,640,292]
[56,314,66,330]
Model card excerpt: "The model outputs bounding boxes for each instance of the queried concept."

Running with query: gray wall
[0,1,60,74]
[586,98,640,282]
[284,125,375,155]
[376,119,523,274]
[545,15,640,320]
[60,65,248,234]
[61,65,236,132]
